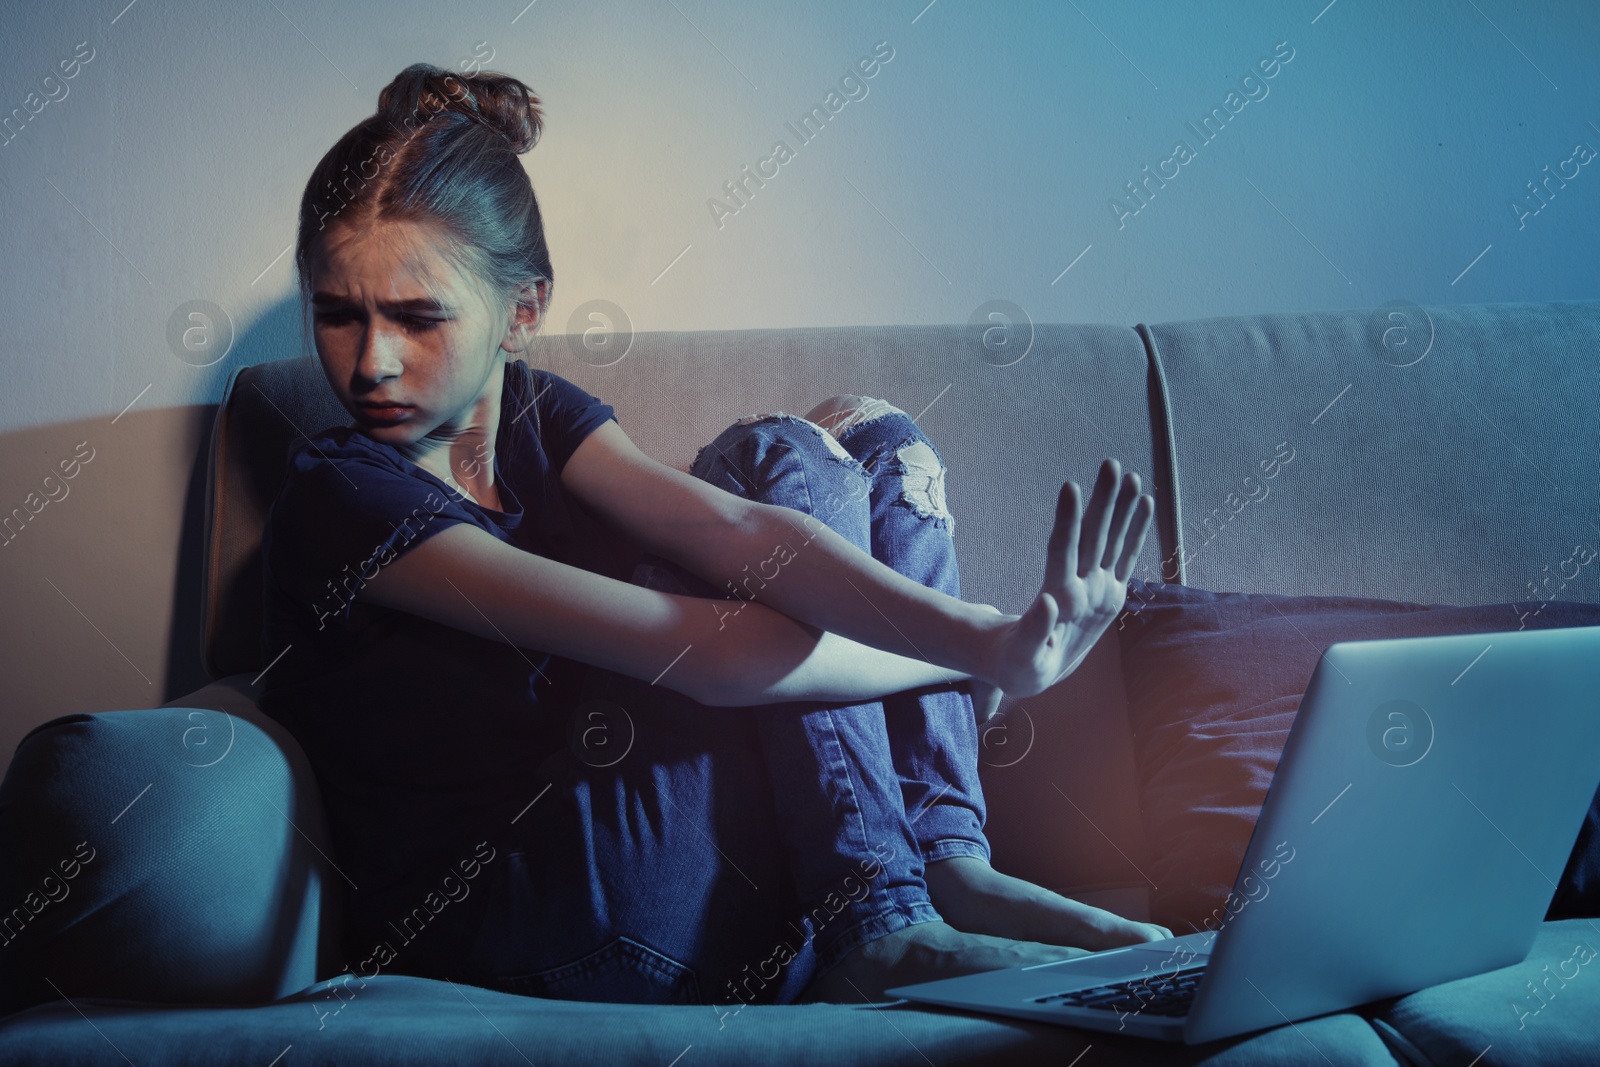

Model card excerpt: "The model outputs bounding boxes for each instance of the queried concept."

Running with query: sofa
[2,298,1598,1065]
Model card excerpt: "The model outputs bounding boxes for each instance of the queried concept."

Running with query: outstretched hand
[984,459,1154,702]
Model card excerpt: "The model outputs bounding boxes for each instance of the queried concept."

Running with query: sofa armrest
[0,678,343,1017]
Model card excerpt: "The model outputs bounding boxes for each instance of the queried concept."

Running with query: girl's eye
[314,311,443,332]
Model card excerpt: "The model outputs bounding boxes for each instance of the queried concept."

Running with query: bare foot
[796,919,1091,1003]
[924,855,1172,951]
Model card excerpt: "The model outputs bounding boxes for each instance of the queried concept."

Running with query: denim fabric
[461,404,992,1014]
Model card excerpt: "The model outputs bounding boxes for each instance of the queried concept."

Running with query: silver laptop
[887,625,1600,1044]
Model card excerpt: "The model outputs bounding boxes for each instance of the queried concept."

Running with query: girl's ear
[500,279,547,355]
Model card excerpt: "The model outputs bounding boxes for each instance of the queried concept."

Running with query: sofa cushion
[1140,299,1600,605]
[1364,917,1600,1066]
[1115,581,1600,932]
[0,694,338,1017]
[0,969,1404,1066]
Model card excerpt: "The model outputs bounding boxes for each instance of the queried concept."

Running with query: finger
[1100,471,1142,571]
[1081,458,1120,578]
[1113,493,1156,583]
[1045,481,1080,590]
[1034,591,1061,639]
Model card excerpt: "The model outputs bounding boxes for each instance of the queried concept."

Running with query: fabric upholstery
[5,301,1597,1063]
[202,323,1167,900]
[0,677,340,1018]
[1115,581,1600,932]
[1369,917,1600,1067]
[1141,300,1600,605]
[0,970,1403,1066]
[203,357,351,681]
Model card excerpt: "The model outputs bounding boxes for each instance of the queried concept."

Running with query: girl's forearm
[692,597,978,707]
[679,500,1006,684]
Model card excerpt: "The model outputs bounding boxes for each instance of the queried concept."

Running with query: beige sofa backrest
[203,321,1170,903]
[202,301,1600,906]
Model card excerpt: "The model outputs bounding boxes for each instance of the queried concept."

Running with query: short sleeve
[262,442,489,632]
[527,368,616,473]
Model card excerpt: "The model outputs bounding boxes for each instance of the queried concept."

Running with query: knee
[732,410,862,469]
[692,410,869,497]
[803,394,866,437]
[804,395,906,439]
[799,398,953,528]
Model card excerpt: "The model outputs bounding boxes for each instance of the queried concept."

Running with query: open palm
[987,458,1154,700]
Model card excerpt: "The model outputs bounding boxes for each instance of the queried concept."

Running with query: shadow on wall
[0,296,317,762]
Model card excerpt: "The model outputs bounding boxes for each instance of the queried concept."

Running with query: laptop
[886,625,1600,1044]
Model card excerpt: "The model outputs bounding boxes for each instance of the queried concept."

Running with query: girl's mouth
[356,404,414,424]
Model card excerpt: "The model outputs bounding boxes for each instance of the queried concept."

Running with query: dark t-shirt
[258,359,633,960]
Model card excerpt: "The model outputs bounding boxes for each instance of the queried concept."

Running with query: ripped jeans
[460,401,991,1014]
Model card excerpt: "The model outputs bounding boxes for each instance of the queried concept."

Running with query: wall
[0,0,1595,752]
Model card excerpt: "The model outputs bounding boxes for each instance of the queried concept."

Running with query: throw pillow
[1114,580,1600,932]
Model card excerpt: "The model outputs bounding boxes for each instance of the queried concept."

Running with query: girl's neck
[398,363,505,508]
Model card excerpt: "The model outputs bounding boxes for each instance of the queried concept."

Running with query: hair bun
[376,62,543,153]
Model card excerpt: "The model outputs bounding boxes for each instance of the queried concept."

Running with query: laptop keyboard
[1033,963,1208,1017]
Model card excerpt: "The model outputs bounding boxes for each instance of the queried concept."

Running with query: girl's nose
[355,324,405,381]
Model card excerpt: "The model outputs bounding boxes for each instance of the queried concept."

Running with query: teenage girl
[260,62,1169,1009]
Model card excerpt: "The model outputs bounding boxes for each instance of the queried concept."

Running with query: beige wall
[3,0,1597,757]
[0,407,212,761]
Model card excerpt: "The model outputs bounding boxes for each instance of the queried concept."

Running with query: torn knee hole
[820,397,906,438]
[894,439,953,525]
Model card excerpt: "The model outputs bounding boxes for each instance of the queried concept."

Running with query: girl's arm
[560,422,1153,700]
[356,520,979,708]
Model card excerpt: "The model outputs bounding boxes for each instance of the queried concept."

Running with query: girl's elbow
[680,654,780,708]
[684,675,739,710]
[674,650,743,708]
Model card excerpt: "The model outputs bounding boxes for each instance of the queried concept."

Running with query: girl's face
[307,217,522,447]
